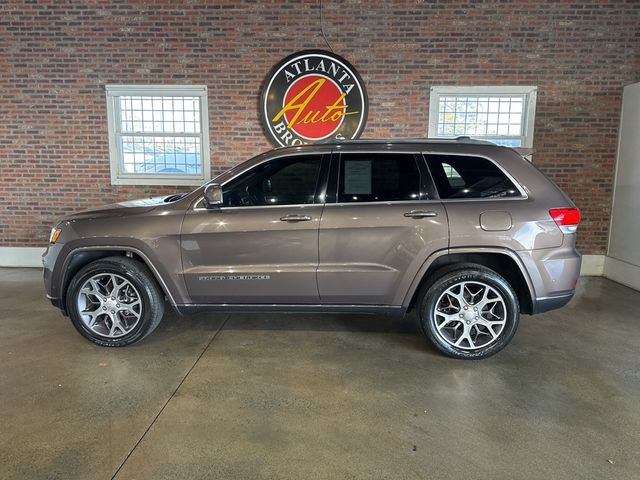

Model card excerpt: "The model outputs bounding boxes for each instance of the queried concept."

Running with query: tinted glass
[222,155,321,206]
[425,154,521,199]
[338,153,421,203]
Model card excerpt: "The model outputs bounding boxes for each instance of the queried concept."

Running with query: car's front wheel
[66,256,165,346]
[418,264,520,359]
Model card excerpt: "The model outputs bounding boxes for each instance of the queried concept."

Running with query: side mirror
[203,183,223,208]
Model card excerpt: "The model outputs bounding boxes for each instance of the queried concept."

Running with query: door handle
[404,210,438,218]
[280,214,312,222]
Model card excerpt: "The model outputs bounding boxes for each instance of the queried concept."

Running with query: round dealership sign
[260,50,368,147]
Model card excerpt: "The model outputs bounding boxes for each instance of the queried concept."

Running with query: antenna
[320,0,335,53]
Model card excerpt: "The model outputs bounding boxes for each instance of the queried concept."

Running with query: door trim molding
[175,303,406,316]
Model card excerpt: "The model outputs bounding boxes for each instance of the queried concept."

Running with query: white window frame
[105,84,211,186]
[428,86,537,148]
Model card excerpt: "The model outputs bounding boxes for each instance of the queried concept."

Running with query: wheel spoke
[473,286,489,308]
[448,283,466,306]
[475,285,500,309]
[480,301,502,321]
[109,274,121,297]
[83,309,101,328]
[478,319,504,337]
[435,312,460,330]
[87,278,100,296]
[441,294,457,311]
[109,316,119,336]
[454,327,473,348]
[464,284,483,305]
[120,300,141,317]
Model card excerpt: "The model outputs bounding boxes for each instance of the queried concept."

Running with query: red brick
[0,0,638,254]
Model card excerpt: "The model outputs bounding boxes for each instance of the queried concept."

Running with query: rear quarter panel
[432,145,581,300]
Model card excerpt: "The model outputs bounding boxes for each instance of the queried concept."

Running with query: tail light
[549,207,580,234]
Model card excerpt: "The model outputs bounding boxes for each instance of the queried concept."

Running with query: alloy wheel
[432,281,507,350]
[76,273,142,338]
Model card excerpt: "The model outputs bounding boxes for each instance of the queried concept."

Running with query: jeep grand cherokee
[43,138,581,359]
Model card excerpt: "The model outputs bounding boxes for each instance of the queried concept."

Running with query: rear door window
[425,154,522,199]
[338,153,422,203]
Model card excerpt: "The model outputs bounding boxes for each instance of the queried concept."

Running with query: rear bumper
[531,291,574,314]
[518,238,581,315]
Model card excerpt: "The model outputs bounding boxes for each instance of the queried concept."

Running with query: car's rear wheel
[418,264,519,359]
[66,256,164,346]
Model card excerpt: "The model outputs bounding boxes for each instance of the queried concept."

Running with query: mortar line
[110,314,231,480]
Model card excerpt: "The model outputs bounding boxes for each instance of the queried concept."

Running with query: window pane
[121,135,201,175]
[338,153,421,203]
[435,94,525,143]
[222,156,322,207]
[485,138,522,147]
[442,163,465,188]
[119,95,201,134]
[425,154,521,199]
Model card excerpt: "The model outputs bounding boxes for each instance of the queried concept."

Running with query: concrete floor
[0,269,638,480]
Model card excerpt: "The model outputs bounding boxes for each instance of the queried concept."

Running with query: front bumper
[47,294,66,312]
[43,243,67,315]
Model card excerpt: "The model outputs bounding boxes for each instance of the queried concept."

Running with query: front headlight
[49,227,62,244]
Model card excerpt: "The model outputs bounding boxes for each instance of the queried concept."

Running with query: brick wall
[1,0,638,252]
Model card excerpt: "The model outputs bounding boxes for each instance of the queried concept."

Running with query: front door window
[222,155,322,207]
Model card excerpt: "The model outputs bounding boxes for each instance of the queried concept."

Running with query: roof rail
[324,136,498,146]
[451,136,497,145]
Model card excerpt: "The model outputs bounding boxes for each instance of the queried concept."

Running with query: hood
[63,194,187,222]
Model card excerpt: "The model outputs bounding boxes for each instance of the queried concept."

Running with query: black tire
[417,263,519,360]
[66,256,165,347]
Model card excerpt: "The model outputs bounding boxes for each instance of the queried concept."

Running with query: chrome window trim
[193,202,322,212]
[436,196,529,203]
[325,197,528,207]
[194,198,530,210]
[325,199,439,207]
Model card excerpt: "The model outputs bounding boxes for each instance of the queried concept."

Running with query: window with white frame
[105,85,210,185]
[428,86,537,148]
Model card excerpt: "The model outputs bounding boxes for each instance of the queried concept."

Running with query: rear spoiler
[511,147,535,160]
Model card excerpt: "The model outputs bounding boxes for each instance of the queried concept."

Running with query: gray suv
[43,138,582,359]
